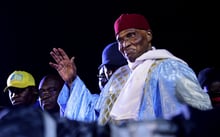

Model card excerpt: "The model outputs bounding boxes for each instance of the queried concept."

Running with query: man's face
[38,79,60,111]
[98,66,108,90]
[8,87,36,106]
[209,81,220,93]
[116,28,152,62]
[206,81,220,107]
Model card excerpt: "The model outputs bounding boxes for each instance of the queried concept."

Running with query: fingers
[50,48,68,63]
[58,48,70,60]
[50,48,60,63]
[50,48,75,73]
[49,62,59,70]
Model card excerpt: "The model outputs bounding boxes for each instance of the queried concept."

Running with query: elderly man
[49,13,212,125]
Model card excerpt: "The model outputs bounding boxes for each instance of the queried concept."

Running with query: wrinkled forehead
[116,28,147,40]
[116,28,137,39]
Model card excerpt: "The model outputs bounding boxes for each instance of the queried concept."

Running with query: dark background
[0,0,219,106]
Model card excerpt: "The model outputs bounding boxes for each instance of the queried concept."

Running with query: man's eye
[127,32,136,38]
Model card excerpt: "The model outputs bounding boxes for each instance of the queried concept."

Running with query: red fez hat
[114,13,150,35]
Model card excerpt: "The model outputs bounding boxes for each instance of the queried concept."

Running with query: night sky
[0,0,218,106]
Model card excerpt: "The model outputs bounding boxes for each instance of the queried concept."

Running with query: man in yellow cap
[4,70,39,108]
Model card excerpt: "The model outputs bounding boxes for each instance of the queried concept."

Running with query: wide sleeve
[58,76,99,122]
[174,68,213,110]
[158,59,213,111]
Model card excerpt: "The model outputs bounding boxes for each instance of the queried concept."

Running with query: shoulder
[156,58,191,71]
[111,65,131,78]
[151,59,196,79]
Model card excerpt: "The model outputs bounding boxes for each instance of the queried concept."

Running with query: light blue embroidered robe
[57,59,212,123]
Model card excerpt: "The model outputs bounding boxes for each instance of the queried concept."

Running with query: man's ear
[146,30,152,41]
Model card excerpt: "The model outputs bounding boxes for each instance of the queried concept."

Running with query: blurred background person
[97,42,127,90]
[198,67,220,108]
[38,74,64,114]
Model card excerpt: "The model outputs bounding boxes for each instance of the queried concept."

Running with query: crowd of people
[0,13,219,137]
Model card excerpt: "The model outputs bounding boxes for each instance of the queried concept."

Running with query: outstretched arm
[49,48,77,88]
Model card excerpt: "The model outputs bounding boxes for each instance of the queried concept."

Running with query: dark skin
[49,48,76,88]
[209,81,220,93]
[98,66,108,90]
[206,81,220,107]
[8,86,38,107]
[49,28,152,87]
[38,74,64,112]
[116,28,152,62]
[98,64,122,90]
